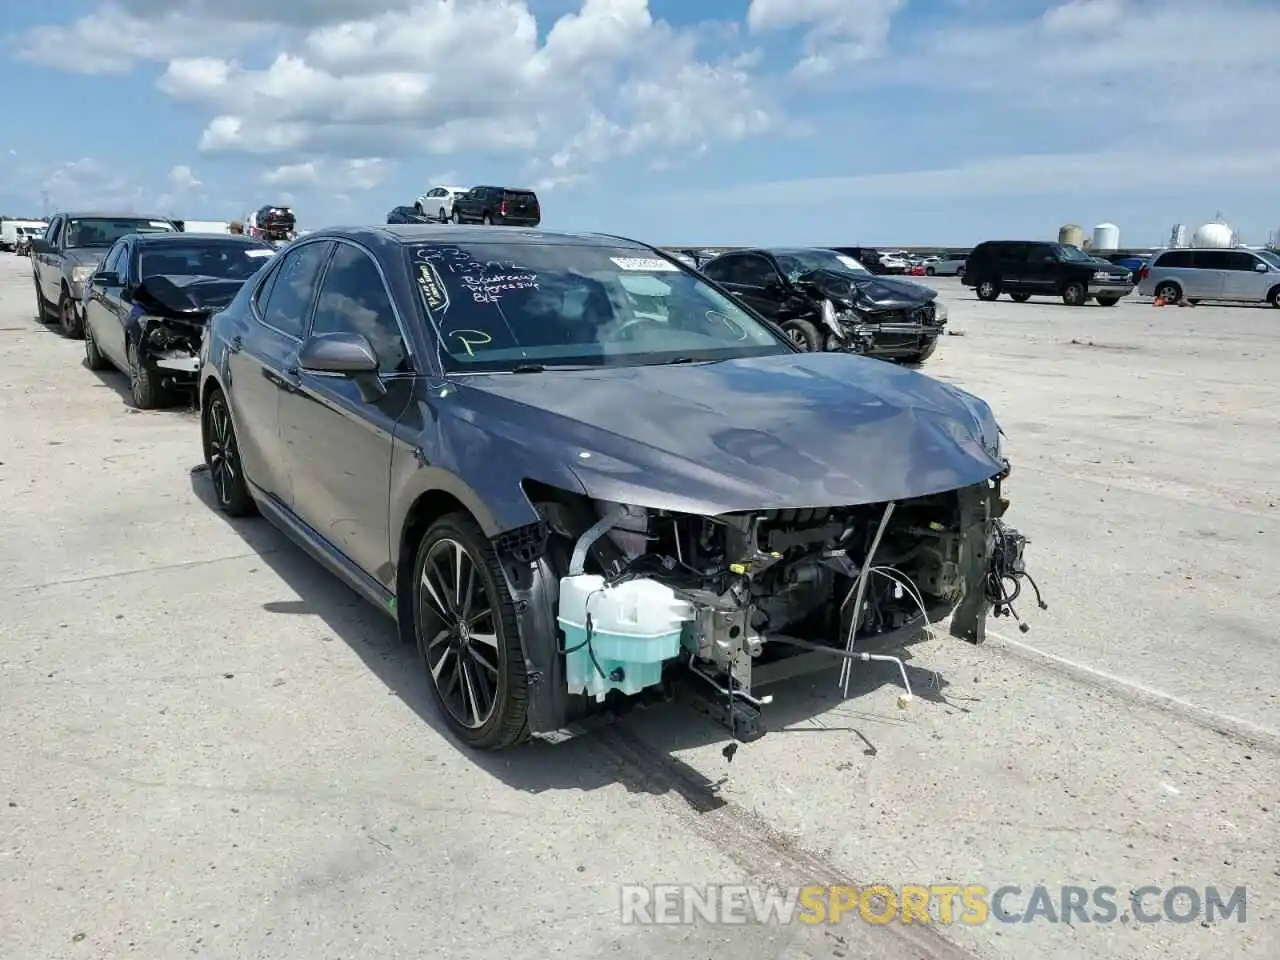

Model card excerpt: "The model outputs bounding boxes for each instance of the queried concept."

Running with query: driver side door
[278,240,415,587]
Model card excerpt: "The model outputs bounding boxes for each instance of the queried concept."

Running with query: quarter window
[308,243,408,373]
[1223,251,1259,271]
[259,241,332,338]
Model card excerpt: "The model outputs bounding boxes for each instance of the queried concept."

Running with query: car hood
[134,275,246,320]
[63,247,107,267]
[452,352,1003,515]
[798,269,937,311]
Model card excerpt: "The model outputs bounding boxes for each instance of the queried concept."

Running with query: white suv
[415,186,468,223]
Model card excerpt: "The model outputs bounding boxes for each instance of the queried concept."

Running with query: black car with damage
[83,232,276,408]
[197,225,1044,752]
[701,247,947,362]
[29,212,180,338]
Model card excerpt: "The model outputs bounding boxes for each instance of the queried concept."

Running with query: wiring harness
[984,520,1047,632]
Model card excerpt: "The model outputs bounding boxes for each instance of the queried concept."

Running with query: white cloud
[15,3,265,73]
[261,157,390,191]
[747,0,905,77]
[41,158,150,211]
[168,165,202,190]
[142,0,784,183]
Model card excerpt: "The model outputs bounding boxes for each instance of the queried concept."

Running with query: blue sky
[2,0,1277,247]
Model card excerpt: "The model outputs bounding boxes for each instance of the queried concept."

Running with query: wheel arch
[1266,282,1280,306]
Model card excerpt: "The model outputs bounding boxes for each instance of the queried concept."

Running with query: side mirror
[1255,262,1268,272]
[28,238,50,255]
[298,332,386,401]
[298,331,378,374]
[92,271,119,286]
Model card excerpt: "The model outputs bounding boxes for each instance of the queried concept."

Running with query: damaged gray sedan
[197,226,1045,751]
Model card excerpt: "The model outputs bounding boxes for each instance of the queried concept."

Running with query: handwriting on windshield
[448,329,492,357]
[459,272,538,303]
[412,245,537,302]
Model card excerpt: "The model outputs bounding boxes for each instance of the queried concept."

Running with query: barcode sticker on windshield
[245,249,275,257]
[610,257,679,272]
[150,221,173,228]
[836,255,865,270]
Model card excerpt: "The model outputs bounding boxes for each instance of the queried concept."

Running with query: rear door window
[1193,251,1231,270]
[1223,251,1259,271]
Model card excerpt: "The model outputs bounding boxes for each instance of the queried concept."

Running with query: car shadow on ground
[187,467,959,806]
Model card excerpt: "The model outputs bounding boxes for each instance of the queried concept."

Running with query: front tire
[413,513,529,750]
[33,277,55,323]
[201,388,256,516]
[976,279,1000,301]
[83,321,110,370]
[452,209,462,224]
[59,290,83,338]
[903,339,938,364]
[1267,285,1280,308]
[1062,282,1086,306]
[780,318,823,351]
[127,339,167,409]
[482,214,493,225]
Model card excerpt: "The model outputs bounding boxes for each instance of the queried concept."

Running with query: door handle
[285,365,299,377]
[229,335,242,353]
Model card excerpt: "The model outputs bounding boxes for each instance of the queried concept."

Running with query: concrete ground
[0,255,1276,960]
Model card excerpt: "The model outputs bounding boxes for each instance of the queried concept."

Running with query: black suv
[963,240,1135,306]
[450,186,541,227]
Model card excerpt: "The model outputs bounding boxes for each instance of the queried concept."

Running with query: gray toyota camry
[197,225,1044,751]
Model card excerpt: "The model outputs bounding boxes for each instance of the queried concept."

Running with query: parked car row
[27,218,1044,752]
[411,184,542,227]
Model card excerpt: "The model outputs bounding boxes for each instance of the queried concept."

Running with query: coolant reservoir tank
[558,574,693,702]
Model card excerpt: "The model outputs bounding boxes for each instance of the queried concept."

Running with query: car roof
[316,224,652,250]
[60,211,176,221]
[134,232,271,246]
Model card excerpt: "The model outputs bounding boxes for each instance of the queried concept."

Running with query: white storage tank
[1091,223,1120,251]
[1193,221,1233,248]
[1058,224,1084,247]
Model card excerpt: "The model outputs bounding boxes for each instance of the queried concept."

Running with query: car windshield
[139,240,276,280]
[773,249,870,281]
[1256,250,1280,268]
[405,241,790,372]
[1054,244,1095,263]
[66,217,176,247]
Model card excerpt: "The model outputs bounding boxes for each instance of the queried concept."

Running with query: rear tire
[1096,296,1120,307]
[1010,292,1031,303]
[1062,282,1086,306]
[482,214,493,225]
[438,207,447,223]
[781,318,823,351]
[201,387,256,517]
[33,276,55,323]
[1154,281,1181,303]
[976,279,1000,301]
[412,512,529,750]
[925,267,935,276]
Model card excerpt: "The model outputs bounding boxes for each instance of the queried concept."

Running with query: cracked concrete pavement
[0,255,1276,960]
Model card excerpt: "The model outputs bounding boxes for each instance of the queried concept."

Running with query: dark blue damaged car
[197,225,1045,750]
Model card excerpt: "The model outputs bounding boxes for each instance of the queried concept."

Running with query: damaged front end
[800,270,947,361]
[131,276,242,392]
[520,464,1045,745]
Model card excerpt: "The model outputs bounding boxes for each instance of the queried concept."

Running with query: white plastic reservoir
[558,574,692,702]
[1091,223,1119,251]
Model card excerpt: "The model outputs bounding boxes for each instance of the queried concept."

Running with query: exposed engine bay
[131,275,243,390]
[529,469,1045,743]
[797,269,946,359]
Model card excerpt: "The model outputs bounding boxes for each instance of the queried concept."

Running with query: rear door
[233,239,334,505]
[1188,251,1227,298]
[995,243,1031,290]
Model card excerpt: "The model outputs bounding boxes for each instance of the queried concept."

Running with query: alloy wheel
[787,328,808,349]
[206,397,238,507]
[979,281,996,298]
[419,538,501,729]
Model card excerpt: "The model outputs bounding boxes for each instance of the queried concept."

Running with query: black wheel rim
[128,345,143,400]
[62,299,74,331]
[980,282,994,297]
[419,538,500,729]
[206,398,238,506]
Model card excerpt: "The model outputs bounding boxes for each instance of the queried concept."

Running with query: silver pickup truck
[29,212,179,338]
